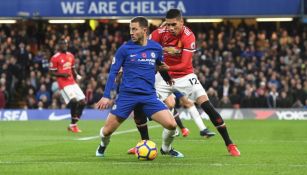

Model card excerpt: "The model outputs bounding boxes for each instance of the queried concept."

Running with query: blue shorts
[111,92,168,119]
[173,91,184,99]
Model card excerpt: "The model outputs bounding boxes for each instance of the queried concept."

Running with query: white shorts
[155,73,207,101]
[60,84,85,104]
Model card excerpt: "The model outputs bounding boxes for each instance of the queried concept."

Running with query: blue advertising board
[1,108,306,121]
[0,109,110,121]
[0,0,302,18]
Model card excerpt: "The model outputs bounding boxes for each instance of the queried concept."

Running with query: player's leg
[127,105,149,154]
[96,113,126,157]
[175,73,239,156]
[76,99,86,119]
[133,104,149,140]
[96,93,136,157]
[71,84,86,132]
[196,95,240,156]
[143,95,184,158]
[179,96,215,138]
[61,85,82,133]
[166,94,189,137]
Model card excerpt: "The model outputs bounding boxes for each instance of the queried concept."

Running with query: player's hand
[158,63,169,71]
[96,97,111,109]
[76,74,82,80]
[160,21,167,27]
[63,73,70,78]
[166,79,175,86]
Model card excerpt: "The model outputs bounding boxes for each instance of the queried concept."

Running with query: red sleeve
[182,32,196,51]
[149,29,161,43]
[168,51,193,72]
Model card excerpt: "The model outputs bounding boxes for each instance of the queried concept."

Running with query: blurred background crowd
[0,20,306,109]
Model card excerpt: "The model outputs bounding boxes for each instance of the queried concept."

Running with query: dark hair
[131,16,148,28]
[166,9,182,19]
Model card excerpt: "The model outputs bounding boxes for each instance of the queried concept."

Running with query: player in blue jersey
[95,16,184,158]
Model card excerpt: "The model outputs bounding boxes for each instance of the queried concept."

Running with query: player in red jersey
[49,38,86,133]
[155,9,240,156]
[131,9,240,157]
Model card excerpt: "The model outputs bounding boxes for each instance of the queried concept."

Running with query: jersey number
[189,78,199,85]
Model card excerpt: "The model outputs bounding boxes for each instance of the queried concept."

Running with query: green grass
[0,120,307,175]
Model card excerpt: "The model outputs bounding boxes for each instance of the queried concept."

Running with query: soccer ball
[135,140,158,160]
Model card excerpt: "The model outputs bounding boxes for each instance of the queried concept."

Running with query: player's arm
[156,46,174,85]
[49,69,70,78]
[96,47,125,109]
[71,67,82,80]
[70,55,82,80]
[156,60,173,85]
[167,51,193,72]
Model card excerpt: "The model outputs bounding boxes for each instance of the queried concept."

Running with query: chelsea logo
[151,52,156,58]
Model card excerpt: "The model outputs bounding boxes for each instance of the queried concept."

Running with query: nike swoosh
[130,54,137,57]
[48,112,71,121]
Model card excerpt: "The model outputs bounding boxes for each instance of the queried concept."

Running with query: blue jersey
[104,40,163,98]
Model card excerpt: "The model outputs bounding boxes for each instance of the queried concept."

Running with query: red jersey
[150,26,196,78]
[49,52,76,89]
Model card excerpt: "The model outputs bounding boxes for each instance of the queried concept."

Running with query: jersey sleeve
[103,46,126,98]
[49,56,57,71]
[182,32,196,53]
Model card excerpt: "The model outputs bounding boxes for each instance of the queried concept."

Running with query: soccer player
[152,9,240,156]
[95,16,184,158]
[49,38,86,133]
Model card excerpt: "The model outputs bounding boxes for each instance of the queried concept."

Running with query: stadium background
[0,0,305,120]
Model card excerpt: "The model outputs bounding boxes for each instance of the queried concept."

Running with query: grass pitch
[0,119,307,175]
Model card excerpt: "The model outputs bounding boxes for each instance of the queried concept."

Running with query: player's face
[165,17,183,36]
[130,22,145,43]
[58,40,68,52]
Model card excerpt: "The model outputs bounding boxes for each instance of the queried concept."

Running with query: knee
[70,98,77,104]
[102,127,112,137]
[196,95,208,105]
[164,121,177,130]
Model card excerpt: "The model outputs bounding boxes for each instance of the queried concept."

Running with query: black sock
[137,124,149,140]
[76,100,86,118]
[69,100,79,124]
[173,109,185,129]
[216,125,232,146]
[71,117,79,124]
[201,101,233,146]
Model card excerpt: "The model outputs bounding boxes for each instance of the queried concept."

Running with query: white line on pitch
[1,161,307,168]
[75,125,161,141]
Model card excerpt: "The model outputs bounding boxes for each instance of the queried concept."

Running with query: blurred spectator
[0,84,6,108]
[219,96,232,108]
[267,85,279,108]
[277,91,292,108]
[35,84,51,105]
